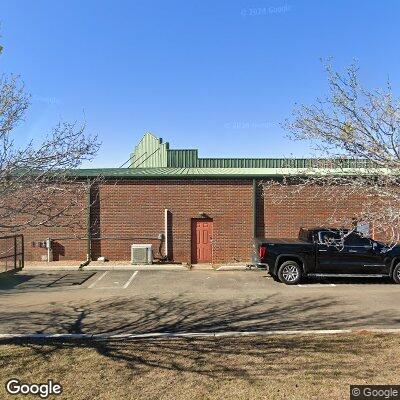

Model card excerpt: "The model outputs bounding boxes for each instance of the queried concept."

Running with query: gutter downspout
[247,178,260,270]
[252,179,257,239]
[80,179,92,269]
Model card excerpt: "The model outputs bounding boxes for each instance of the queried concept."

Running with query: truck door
[317,230,349,273]
[342,234,386,274]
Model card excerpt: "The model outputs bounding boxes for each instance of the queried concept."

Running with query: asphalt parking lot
[0,269,399,334]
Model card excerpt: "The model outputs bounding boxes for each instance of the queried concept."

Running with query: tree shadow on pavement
[0,294,398,334]
[0,295,399,381]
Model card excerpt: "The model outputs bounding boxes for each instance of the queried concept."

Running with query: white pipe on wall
[46,238,53,262]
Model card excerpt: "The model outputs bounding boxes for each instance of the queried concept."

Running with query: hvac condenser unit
[131,244,153,265]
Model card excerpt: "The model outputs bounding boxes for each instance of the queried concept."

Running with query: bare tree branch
[263,61,400,246]
[0,71,101,233]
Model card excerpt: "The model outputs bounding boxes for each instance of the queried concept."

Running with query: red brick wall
[7,185,88,262]
[262,184,367,238]
[92,179,254,264]
[12,178,386,264]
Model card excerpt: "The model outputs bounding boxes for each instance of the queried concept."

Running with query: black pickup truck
[252,227,400,285]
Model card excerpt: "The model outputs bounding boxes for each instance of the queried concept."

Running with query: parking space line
[123,271,139,289]
[88,271,109,288]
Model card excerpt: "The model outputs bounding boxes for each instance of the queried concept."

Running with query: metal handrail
[0,234,23,240]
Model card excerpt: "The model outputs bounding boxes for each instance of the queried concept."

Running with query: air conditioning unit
[131,244,153,265]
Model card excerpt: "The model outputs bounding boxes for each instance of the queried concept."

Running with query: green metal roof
[72,167,385,179]
[69,133,377,179]
[129,133,371,170]
[74,167,292,178]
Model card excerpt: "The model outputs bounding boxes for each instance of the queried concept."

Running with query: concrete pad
[85,264,188,271]
[23,265,82,271]
[216,264,248,271]
[23,264,188,272]
[190,264,214,270]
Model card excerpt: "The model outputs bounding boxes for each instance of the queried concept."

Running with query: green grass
[0,333,399,400]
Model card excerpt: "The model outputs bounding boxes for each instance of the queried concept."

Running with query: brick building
[22,133,367,265]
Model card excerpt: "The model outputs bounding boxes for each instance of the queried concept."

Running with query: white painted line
[2,328,400,341]
[88,271,108,289]
[123,271,138,289]
[0,333,94,339]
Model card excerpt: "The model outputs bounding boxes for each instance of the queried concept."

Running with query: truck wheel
[393,263,400,284]
[278,261,302,285]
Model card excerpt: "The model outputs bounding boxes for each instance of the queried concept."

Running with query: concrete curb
[22,264,257,272]
[23,266,83,271]
[0,328,399,341]
[215,265,248,271]
[85,265,188,271]
[23,265,189,272]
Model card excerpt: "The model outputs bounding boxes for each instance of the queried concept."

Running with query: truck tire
[393,263,400,284]
[277,260,302,285]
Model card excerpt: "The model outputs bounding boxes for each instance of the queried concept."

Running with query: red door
[191,219,213,263]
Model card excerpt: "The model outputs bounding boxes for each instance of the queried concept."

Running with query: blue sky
[1,0,400,167]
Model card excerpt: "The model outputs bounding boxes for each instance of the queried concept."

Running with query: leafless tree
[0,54,100,233]
[262,61,400,245]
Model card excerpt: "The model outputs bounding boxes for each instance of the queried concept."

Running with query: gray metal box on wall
[131,244,153,265]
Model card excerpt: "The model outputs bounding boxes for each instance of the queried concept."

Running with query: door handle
[348,249,358,253]
[318,249,327,252]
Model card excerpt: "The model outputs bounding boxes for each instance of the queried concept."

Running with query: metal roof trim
[68,167,393,179]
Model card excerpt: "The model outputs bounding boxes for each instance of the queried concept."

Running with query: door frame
[191,218,213,264]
